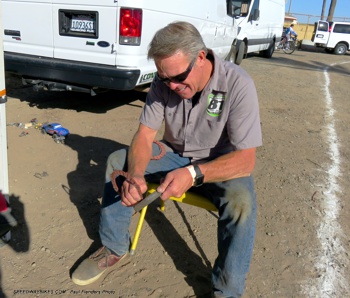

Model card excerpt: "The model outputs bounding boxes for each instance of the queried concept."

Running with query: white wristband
[186,165,196,185]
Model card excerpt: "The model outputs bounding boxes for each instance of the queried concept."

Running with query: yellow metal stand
[130,183,218,254]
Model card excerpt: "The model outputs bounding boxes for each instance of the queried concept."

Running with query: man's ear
[197,50,207,66]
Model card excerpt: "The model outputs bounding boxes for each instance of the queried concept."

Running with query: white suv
[312,21,350,55]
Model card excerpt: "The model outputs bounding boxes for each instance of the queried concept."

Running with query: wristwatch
[193,165,204,187]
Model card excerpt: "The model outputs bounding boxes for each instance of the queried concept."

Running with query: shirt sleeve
[226,67,262,150]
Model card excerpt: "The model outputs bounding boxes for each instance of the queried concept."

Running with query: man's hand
[120,175,148,207]
[157,168,194,200]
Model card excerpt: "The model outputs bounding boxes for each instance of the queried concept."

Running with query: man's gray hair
[148,21,208,61]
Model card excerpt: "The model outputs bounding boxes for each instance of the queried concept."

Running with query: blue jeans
[99,143,257,298]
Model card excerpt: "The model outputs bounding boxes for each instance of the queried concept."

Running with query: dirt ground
[1,47,350,298]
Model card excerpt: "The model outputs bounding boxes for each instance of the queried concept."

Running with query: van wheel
[260,40,275,58]
[334,43,347,55]
[235,42,245,65]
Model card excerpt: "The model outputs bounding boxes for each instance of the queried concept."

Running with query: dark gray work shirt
[139,50,262,162]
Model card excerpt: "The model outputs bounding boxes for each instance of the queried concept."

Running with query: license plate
[59,10,98,38]
[71,18,95,33]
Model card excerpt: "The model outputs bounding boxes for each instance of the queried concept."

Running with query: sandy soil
[1,47,350,298]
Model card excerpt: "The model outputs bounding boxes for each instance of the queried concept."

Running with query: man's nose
[168,82,181,90]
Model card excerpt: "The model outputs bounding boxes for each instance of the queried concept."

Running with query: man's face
[155,51,202,99]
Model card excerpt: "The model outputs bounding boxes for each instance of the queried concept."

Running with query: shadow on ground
[144,201,216,297]
[0,194,30,298]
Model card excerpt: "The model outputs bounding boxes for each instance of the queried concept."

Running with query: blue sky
[286,0,349,19]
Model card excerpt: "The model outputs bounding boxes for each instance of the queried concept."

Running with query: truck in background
[312,20,350,55]
[2,0,284,95]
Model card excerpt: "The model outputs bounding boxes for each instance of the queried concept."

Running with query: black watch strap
[193,165,204,187]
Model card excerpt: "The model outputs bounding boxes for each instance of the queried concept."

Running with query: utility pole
[321,0,327,20]
[288,0,293,14]
[327,0,337,22]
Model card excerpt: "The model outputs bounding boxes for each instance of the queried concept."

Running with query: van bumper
[4,52,140,90]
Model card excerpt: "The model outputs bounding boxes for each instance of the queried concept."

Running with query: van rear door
[2,0,54,58]
[53,0,117,66]
[312,21,330,45]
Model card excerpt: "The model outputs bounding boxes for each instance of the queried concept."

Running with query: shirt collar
[205,49,229,94]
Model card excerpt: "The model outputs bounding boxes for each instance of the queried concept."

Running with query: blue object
[41,123,69,143]
[42,123,69,136]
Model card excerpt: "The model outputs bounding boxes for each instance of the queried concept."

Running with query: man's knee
[105,149,127,182]
[224,179,255,225]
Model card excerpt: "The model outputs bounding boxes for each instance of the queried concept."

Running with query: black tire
[235,42,245,65]
[334,43,347,55]
[52,134,60,144]
[260,40,275,58]
[283,41,296,54]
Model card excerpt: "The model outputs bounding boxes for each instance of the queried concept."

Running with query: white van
[312,20,350,55]
[228,0,285,64]
[2,0,284,94]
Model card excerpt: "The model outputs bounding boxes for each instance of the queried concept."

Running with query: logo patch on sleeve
[207,94,225,117]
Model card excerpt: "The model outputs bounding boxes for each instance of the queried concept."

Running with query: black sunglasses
[156,57,196,84]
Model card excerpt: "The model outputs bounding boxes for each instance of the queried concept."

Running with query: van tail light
[328,25,332,32]
[119,8,142,45]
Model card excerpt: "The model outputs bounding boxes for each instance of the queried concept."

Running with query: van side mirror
[226,0,237,18]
